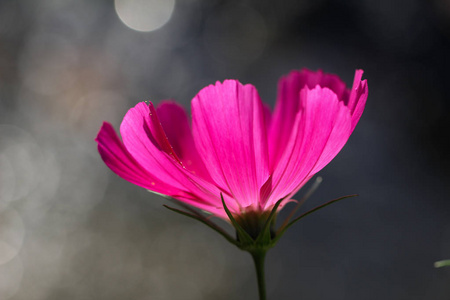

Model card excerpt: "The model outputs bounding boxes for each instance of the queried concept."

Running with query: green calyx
[234,210,276,244]
[221,194,283,252]
[163,177,358,254]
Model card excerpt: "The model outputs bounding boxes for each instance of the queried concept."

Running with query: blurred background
[1,0,450,299]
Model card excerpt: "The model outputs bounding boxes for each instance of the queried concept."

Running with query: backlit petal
[96,122,180,195]
[347,70,369,132]
[119,102,238,212]
[267,86,352,207]
[156,101,211,180]
[120,102,186,190]
[268,69,349,169]
[192,80,270,208]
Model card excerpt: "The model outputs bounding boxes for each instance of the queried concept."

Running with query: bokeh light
[114,0,176,32]
[0,256,23,299]
[0,126,42,209]
[0,209,24,266]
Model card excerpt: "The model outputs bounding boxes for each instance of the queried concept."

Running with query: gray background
[1,0,449,299]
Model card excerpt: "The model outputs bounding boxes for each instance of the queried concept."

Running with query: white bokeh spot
[115,0,175,32]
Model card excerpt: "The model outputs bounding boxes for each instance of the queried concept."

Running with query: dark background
[1,0,449,299]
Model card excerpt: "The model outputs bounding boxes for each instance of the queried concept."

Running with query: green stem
[251,250,267,300]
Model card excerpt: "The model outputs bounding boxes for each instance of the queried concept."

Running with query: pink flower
[96,69,368,220]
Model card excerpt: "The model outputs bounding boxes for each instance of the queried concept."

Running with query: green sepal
[255,198,284,246]
[220,194,255,246]
[278,176,323,231]
[163,183,358,257]
[274,194,358,243]
[163,204,238,246]
[434,259,450,268]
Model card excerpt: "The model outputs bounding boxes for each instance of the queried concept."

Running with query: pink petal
[191,80,270,209]
[96,123,227,217]
[347,70,369,132]
[119,102,238,213]
[156,101,211,180]
[266,86,352,207]
[268,69,349,170]
[120,102,186,191]
[96,122,180,195]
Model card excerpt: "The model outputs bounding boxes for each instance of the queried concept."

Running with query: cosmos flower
[96,69,367,221]
[97,69,368,300]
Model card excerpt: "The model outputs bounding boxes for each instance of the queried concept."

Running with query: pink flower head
[96,69,368,220]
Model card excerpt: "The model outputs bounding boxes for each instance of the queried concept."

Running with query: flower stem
[251,250,267,300]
